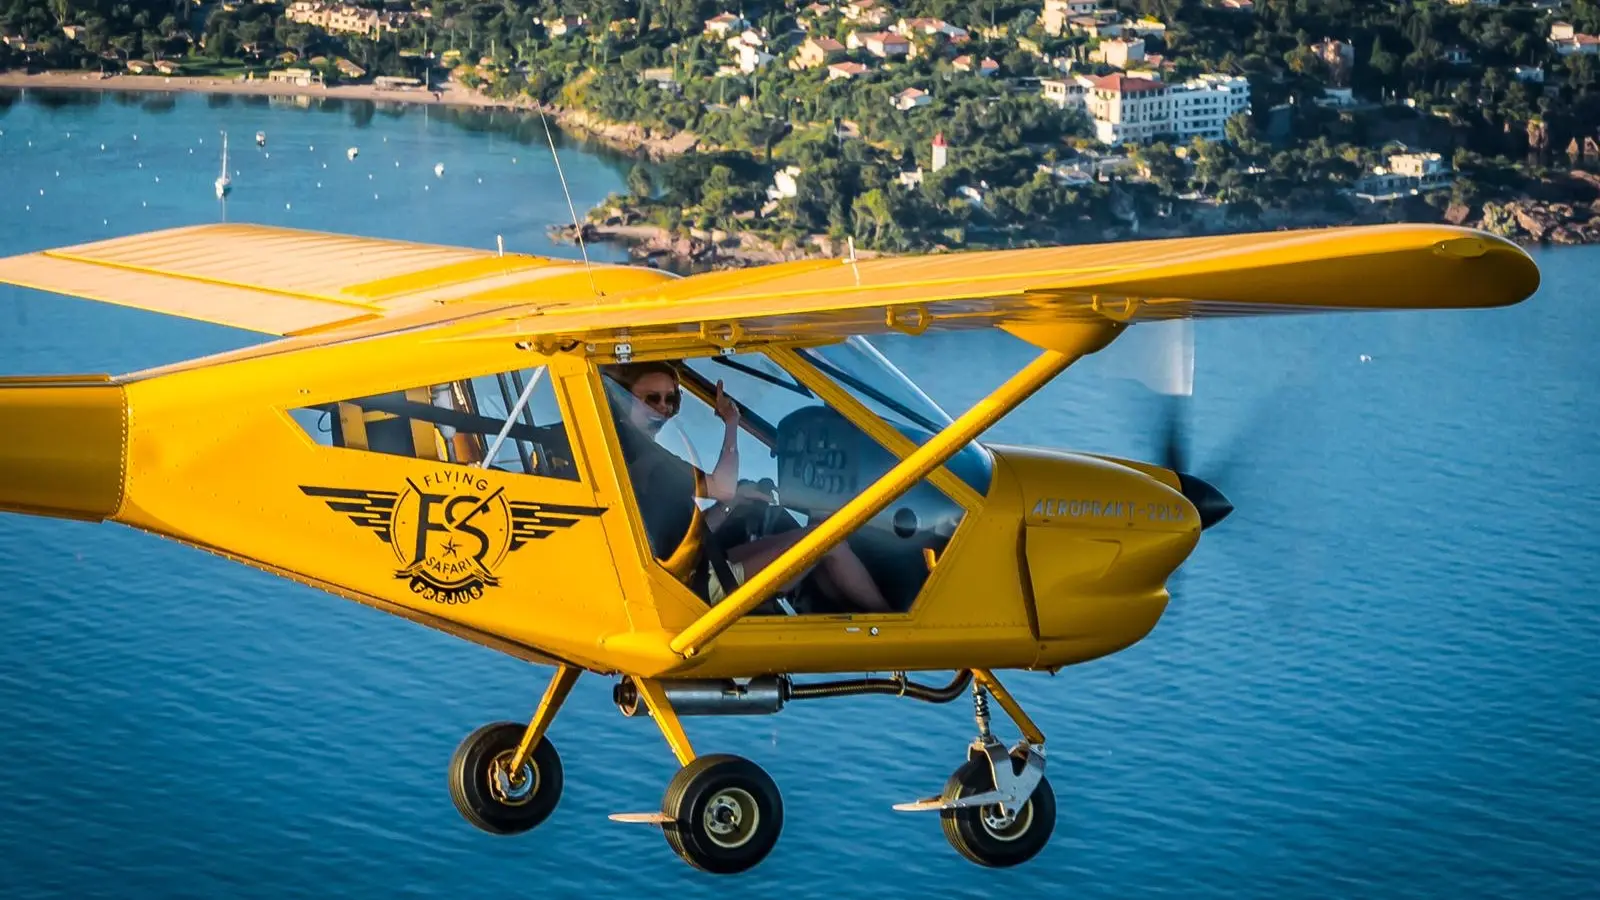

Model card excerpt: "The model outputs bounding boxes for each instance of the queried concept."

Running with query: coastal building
[844,0,892,27]
[795,37,846,68]
[1169,74,1251,142]
[1549,22,1600,55]
[1085,74,1169,145]
[286,1,407,39]
[768,166,802,201]
[893,17,969,44]
[893,87,931,110]
[827,61,868,80]
[952,55,999,76]
[737,42,774,73]
[1091,37,1144,69]
[801,3,833,22]
[1043,0,1103,36]
[1083,72,1250,146]
[546,16,585,37]
[848,30,911,58]
[1353,151,1454,202]
[267,67,320,86]
[703,13,749,36]
[1040,75,1093,110]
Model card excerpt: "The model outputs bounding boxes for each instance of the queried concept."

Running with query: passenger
[604,361,892,614]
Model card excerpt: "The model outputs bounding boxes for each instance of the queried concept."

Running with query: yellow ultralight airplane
[0,222,1538,873]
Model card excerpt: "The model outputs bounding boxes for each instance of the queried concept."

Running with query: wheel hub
[980,799,1033,841]
[489,751,539,806]
[702,788,759,849]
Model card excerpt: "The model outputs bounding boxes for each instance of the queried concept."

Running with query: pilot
[604,361,891,614]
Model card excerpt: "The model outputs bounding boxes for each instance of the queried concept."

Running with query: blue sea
[1,89,1596,899]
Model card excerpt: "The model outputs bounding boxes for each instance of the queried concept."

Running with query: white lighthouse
[932,132,949,172]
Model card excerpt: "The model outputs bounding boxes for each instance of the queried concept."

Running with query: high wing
[0,223,637,336]
[0,223,1539,354]
[452,223,1538,345]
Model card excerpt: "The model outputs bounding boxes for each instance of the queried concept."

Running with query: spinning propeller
[1139,320,1233,532]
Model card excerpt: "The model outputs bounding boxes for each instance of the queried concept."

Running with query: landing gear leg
[621,677,785,874]
[448,664,578,835]
[894,669,1056,868]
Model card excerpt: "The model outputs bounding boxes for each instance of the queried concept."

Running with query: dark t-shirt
[616,422,703,561]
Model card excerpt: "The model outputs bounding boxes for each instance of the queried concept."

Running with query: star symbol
[441,537,460,558]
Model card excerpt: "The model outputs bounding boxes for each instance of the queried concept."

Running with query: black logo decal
[301,473,604,604]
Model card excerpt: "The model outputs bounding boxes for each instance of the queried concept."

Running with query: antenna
[538,108,600,297]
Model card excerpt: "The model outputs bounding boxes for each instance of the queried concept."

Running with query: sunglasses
[637,388,681,410]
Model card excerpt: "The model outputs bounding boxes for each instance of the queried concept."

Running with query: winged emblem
[509,501,609,550]
[300,481,605,604]
[300,486,399,543]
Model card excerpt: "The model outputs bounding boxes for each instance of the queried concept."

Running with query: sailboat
[215,131,231,198]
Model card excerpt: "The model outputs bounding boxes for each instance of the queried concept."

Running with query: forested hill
[7,1,1600,254]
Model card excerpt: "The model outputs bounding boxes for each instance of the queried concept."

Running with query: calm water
[1,90,1597,899]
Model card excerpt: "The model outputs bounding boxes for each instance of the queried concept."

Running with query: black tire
[448,721,563,835]
[939,750,1056,868]
[661,754,783,874]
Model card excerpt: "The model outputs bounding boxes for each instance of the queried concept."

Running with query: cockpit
[600,338,993,615]
[286,335,991,617]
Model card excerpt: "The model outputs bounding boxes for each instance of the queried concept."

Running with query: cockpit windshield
[790,337,992,495]
[795,337,953,434]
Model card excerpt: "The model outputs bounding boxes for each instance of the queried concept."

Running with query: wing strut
[667,320,1124,659]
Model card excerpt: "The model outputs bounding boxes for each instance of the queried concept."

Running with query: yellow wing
[0,222,651,336]
[0,223,1539,351]
[458,223,1539,344]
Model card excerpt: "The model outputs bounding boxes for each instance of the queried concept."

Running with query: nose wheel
[894,669,1058,867]
[940,748,1056,867]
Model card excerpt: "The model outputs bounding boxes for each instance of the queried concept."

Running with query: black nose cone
[1177,473,1232,530]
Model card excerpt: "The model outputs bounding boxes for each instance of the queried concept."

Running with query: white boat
[347,146,359,160]
[255,131,266,147]
[214,131,232,198]
[434,162,445,177]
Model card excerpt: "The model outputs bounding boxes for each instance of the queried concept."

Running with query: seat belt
[700,515,796,616]
[701,517,740,604]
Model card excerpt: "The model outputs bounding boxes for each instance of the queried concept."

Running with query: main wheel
[448,721,563,835]
[661,754,783,874]
[939,750,1056,868]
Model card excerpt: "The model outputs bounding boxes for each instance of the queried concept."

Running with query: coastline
[0,69,697,158]
[9,68,1596,270]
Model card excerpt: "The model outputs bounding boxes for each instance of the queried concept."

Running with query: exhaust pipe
[613,671,974,717]
[0,375,128,522]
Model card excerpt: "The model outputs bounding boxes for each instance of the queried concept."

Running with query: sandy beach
[0,68,522,108]
[0,69,700,157]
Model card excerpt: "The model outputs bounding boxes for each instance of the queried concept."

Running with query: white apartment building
[1085,74,1170,145]
[1083,72,1250,145]
[1168,74,1251,141]
[1041,74,1094,109]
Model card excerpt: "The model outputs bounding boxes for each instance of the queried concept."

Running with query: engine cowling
[989,444,1201,662]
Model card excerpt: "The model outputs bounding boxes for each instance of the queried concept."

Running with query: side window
[289,365,581,481]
